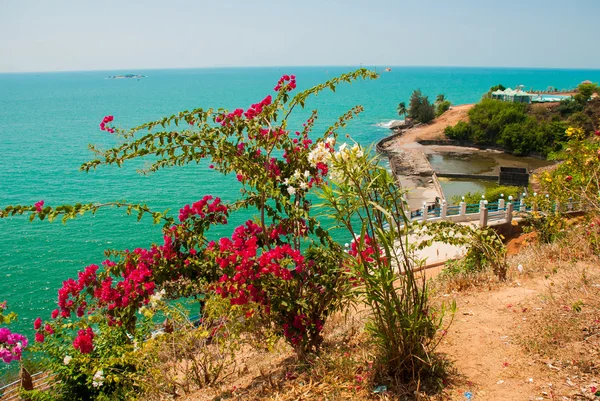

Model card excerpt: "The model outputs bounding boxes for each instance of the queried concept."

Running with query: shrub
[557,98,584,117]
[435,100,451,117]
[451,185,521,205]
[1,70,390,397]
[320,146,454,387]
[444,120,470,140]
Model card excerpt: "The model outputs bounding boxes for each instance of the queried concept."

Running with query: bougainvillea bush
[2,70,407,398]
[0,302,27,365]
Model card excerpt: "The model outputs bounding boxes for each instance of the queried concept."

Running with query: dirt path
[438,267,598,401]
[440,283,546,400]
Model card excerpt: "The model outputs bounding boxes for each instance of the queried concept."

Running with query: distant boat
[106,74,146,79]
[384,68,392,72]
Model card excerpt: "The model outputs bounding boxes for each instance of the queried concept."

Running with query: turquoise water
[1,66,600,339]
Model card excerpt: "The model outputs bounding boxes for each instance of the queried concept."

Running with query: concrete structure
[491,88,534,104]
[498,166,529,187]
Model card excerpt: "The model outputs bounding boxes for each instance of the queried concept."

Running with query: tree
[436,93,446,104]
[408,89,435,124]
[483,84,506,99]
[574,83,599,106]
[396,102,407,119]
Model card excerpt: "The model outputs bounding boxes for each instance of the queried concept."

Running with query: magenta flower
[33,317,42,330]
[34,200,44,213]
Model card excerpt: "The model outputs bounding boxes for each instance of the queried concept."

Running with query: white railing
[409,197,585,228]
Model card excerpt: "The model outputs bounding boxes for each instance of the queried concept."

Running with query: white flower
[63,355,72,365]
[299,182,308,190]
[326,136,336,147]
[293,169,302,179]
[92,369,104,388]
[283,178,289,185]
[287,186,296,196]
[303,170,310,178]
[308,142,332,167]
[148,288,166,308]
[352,143,364,157]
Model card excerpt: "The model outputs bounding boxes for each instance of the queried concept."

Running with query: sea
[1,66,600,341]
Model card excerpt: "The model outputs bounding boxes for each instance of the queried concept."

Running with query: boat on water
[106,74,146,79]
[384,68,392,72]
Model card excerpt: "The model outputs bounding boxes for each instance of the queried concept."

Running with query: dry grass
[177,221,600,400]
[511,228,600,379]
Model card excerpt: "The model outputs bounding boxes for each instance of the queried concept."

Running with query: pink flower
[34,200,44,213]
[33,317,42,330]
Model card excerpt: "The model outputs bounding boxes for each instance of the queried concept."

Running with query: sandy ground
[387,104,474,149]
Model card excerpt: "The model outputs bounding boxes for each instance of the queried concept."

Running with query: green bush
[436,100,451,117]
[444,121,470,140]
[557,98,584,117]
[451,185,521,204]
[443,97,575,157]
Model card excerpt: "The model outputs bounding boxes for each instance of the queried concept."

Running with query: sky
[1,0,599,73]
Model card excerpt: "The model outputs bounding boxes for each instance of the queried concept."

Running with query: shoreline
[379,104,474,210]
[377,103,557,210]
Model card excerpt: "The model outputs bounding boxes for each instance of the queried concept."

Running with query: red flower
[44,324,54,335]
[34,200,44,213]
[34,332,45,343]
[51,309,59,319]
[566,175,572,182]
[33,317,42,330]
[73,327,94,354]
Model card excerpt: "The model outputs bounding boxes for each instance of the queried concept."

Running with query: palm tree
[436,93,445,104]
[396,102,407,120]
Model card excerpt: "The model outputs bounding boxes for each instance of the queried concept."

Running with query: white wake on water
[374,120,404,129]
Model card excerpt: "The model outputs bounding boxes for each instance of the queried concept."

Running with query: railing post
[532,192,538,212]
[460,201,466,216]
[422,202,428,222]
[568,197,573,211]
[479,205,488,228]
[498,198,505,210]
[520,198,526,212]
[479,199,485,212]
[506,202,513,224]
[441,200,447,220]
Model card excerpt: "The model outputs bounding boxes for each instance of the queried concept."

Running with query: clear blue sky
[1,0,599,72]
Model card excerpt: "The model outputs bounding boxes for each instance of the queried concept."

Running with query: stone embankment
[377,104,474,210]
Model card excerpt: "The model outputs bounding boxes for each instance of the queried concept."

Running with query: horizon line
[2,64,600,75]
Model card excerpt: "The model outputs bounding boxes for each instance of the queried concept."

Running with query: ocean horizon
[2,65,600,341]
